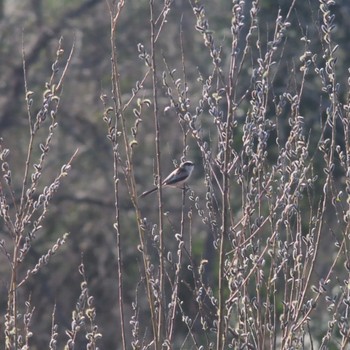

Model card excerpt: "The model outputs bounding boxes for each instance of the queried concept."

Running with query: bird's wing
[163,167,187,186]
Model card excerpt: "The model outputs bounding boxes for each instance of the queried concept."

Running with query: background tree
[1,0,350,349]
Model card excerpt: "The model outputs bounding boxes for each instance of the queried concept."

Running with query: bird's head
[181,160,194,173]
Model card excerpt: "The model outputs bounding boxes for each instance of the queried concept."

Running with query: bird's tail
[139,187,157,198]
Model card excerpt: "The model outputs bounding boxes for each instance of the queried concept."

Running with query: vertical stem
[109,12,127,350]
[168,133,188,342]
[217,116,231,350]
[8,239,19,350]
[217,6,237,347]
[150,0,164,346]
[112,152,126,350]
[108,1,160,346]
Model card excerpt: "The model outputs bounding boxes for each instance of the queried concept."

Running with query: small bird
[140,160,194,198]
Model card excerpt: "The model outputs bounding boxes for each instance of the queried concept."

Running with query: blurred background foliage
[1,0,350,348]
